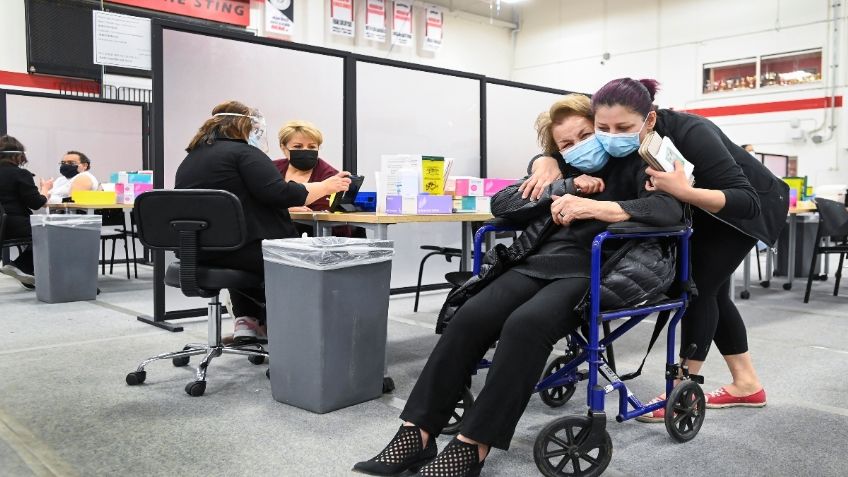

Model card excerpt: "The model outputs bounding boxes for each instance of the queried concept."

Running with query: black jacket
[175,138,309,242]
[654,109,789,245]
[0,163,47,217]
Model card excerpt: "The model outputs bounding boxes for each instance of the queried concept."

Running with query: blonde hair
[536,94,593,155]
[278,120,324,148]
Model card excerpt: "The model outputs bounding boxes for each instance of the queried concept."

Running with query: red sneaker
[705,387,766,409]
[635,396,666,423]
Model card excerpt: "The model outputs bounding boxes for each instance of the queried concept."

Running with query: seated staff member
[49,151,99,203]
[273,120,364,238]
[0,135,53,288]
[354,94,683,477]
[175,101,351,343]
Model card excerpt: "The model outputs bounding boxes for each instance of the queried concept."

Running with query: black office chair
[97,208,137,279]
[0,203,34,288]
[414,245,463,312]
[125,190,268,396]
[804,197,848,303]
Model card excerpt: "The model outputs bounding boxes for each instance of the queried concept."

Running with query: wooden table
[289,211,494,271]
[45,203,135,215]
[740,201,818,298]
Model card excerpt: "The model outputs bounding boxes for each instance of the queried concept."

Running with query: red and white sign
[107,0,250,26]
[265,0,294,37]
[364,0,387,42]
[391,1,413,46]
[330,0,355,37]
[423,4,443,51]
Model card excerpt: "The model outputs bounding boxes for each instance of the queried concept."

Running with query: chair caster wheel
[248,354,265,365]
[185,381,206,397]
[760,280,770,288]
[740,291,750,299]
[173,355,190,367]
[443,387,474,435]
[125,371,146,385]
[382,377,395,394]
[783,283,792,291]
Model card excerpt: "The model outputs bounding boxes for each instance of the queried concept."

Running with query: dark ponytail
[592,77,660,117]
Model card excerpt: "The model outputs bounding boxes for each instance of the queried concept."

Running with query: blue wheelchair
[442,220,704,477]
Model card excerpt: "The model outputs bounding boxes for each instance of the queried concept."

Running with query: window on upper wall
[702,59,757,94]
[760,49,823,88]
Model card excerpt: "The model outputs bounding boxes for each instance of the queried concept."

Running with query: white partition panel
[356,62,481,289]
[4,94,143,185]
[161,29,345,189]
[485,83,565,180]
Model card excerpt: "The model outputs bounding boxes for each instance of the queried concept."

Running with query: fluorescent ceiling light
[499,0,529,4]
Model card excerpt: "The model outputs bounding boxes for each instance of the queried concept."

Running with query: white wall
[512,0,848,187]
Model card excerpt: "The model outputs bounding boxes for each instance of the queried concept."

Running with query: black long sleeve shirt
[0,163,47,217]
[511,154,683,280]
[175,138,308,242]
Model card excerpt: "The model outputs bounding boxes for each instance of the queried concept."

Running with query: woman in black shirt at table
[0,135,53,288]
[175,101,350,343]
[532,78,788,416]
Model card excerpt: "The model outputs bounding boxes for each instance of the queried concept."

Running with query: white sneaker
[0,264,35,286]
[233,316,268,344]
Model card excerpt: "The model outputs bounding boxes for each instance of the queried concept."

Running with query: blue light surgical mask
[561,135,610,173]
[595,116,649,157]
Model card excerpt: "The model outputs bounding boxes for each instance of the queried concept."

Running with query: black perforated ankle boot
[418,437,485,477]
[353,425,437,476]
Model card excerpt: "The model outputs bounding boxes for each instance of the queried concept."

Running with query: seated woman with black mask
[353,94,684,477]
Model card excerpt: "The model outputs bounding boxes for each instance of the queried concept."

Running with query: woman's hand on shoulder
[520,156,562,200]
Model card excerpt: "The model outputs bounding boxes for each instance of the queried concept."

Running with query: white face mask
[213,111,268,153]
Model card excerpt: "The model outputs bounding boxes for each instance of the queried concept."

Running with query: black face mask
[59,163,80,179]
[288,149,319,171]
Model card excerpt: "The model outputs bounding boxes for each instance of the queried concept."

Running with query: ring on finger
[558,211,566,218]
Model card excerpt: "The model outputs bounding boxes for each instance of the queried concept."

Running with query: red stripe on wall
[683,96,843,117]
[0,71,100,94]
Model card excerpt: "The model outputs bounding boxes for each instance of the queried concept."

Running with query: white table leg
[785,214,797,290]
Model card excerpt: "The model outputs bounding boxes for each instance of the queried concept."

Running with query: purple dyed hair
[591,78,660,117]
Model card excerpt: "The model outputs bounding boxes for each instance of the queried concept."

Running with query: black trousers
[683,210,757,361]
[199,241,266,323]
[3,215,34,275]
[401,270,588,450]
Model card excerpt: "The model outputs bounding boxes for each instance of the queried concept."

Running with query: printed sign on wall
[93,11,151,70]
[364,0,387,42]
[266,0,294,36]
[391,1,413,46]
[107,0,250,26]
[330,0,355,37]
[423,5,443,51]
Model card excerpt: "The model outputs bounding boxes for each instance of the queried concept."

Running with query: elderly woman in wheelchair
[354,94,699,477]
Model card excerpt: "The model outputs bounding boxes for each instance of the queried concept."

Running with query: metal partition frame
[145,19,579,330]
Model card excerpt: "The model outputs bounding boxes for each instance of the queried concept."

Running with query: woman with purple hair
[533,78,788,419]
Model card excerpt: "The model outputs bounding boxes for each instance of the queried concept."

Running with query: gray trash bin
[31,214,102,303]
[263,237,394,414]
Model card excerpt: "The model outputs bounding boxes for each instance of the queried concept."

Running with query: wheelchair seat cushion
[599,238,677,310]
[165,261,263,294]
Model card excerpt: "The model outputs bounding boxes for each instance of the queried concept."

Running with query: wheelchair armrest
[606,221,687,235]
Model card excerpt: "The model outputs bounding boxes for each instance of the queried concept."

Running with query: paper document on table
[378,154,422,212]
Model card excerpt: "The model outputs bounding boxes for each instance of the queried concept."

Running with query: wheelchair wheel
[534,415,612,477]
[664,380,706,443]
[539,355,577,408]
[442,387,474,435]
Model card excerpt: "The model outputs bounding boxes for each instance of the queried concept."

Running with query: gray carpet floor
[1,261,847,476]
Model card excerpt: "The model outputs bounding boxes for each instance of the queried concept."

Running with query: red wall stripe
[683,96,843,117]
[0,71,100,94]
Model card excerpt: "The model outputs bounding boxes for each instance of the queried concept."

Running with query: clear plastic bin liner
[30,214,102,230]
[262,237,394,271]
